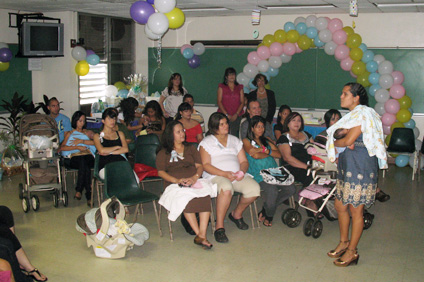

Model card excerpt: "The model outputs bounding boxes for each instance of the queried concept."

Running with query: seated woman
[139,100,166,139]
[156,121,212,249]
[199,112,260,243]
[243,116,295,227]
[60,111,96,206]
[93,108,129,180]
[0,206,47,282]
[274,105,292,140]
[175,102,203,144]
[118,97,143,138]
[277,112,314,187]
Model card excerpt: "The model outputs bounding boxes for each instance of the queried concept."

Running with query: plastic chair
[134,134,163,190]
[384,128,418,180]
[104,161,162,236]
[90,154,104,207]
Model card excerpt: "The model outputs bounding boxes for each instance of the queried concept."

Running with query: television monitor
[19,22,64,57]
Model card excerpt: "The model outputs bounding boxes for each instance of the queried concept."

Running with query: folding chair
[134,134,163,190]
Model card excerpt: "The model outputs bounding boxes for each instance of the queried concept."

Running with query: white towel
[158,179,217,221]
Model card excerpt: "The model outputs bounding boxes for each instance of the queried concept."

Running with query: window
[78,14,134,105]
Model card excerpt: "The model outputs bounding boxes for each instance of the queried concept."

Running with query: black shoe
[181,214,196,235]
[376,190,390,202]
[228,213,249,230]
[214,228,229,243]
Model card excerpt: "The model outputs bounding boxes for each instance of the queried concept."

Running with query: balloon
[351,61,366,76]
[369,84,381,97]
[262,34,275,47]
[398,95,412,109]
[350,71,357,78]
[334,45,349,61]
[144,24,161,40]
[130,1,155,24]
[373,54,385,65]
[404,119,416,129]
[346,33,362,48]
[328,18,343,33]
[385,99,400,114]
[342,26,354,37]
[0,42,9,49]
[366,61,378,73]
[182,48,194,59]
[0,48,12,63]
[413,127,420,139]
[305,15,317,27]
[389,84,405,99]
[282,42,296,56]
[306,27,318,39]
[315,17,328,31]
[147,12,169,36]
[368,72,380,85]
[340,57,354,71]
[297,35,312,50]
[379,74,394,89]
[72,46,87,61]
[385,134,392,146]
[296,22,307,35]
[378,60,394,75]
[362,50,374,63]
[396,109,412,123]
[294,16,306,26]
[409,107,414,114]
[267,67,279,77]
[395,155,409,167]
[390,121,404,132]
[236,72,249,86]
[243,64,259,79]
[147,0,154,3]
[243,87,250,94]
[75,60,89,76]
[270,42,284,56]
[284,22,295,32]
[105,85,118,97]
[286,30,300,43]
[375,89,390,103]
[86,54,100,65]
[349,47,363,61]
[332,29,347,45]
[392,71,405,85]
[0,62,10,72]
[415,139,422,152]
[257,60,269,72]
[180,44,191,55]
[318,29,332,43]
[374,102,385,116]
[294,43,302,54]
[154,0,176,14]
[117,89,129,98]
[274,29,287,43]
[257,46,271,60]
[280,53,292,63]
[359,43,368,53]
[248,79,257,90]
[188,55,200,68]
[314,37,325,48]
[383,124,392,135]
[268,56,283,69]
[247,51,261,65]
[193,42,205,55]
[324,41,337,56]
[86,50,95,56]
[165,7,185,29]
[357,71,371,88]
[382,112,396,126]
[114,81,126,91]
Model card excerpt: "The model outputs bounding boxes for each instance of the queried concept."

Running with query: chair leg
[210,200,215,234]
[90,178,95,208]
[96,182,102,207]
[248,203,255,230]
[167,211,173,241]
[412,151,418,181]
[152,201,163,237]
[132,204,140,222]
[253,200,260,229]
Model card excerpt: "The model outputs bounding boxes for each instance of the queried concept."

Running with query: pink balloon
[180,44,192,55]
[328,18,343,33]
[382,113,396,126]
[389,84,406,99]
[392,71,405,85]
[383,124,392,135]
[340,57,354,71]
[247,51,261,65]
[350,71,357,78]
[269,42,284,56]
[282,42,296,56]
[334,45,350,61]
[384,99,400,114]
[295,43,303,53]
[332,29,347,45]
[257,45,271,60]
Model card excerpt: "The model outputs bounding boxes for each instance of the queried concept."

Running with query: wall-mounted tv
[19,22,64,57]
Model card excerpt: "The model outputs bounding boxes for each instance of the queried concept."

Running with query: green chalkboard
[0,44,32,112]
[148,47,424,113]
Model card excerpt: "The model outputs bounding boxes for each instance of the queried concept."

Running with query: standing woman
[247,73,276,124]
[326,83,387,267]
[175,102,203,144]
[159,73,188,121]
[217,67,245,137]
[274,105,292,140]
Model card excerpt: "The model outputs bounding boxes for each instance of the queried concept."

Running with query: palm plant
[0,92,28,145]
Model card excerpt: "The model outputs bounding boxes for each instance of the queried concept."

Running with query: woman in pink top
[217,67,245,137]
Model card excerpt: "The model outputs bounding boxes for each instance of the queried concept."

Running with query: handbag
[260,166,294,186]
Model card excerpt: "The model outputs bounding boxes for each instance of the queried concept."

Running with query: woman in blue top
[60,111,96,206]
[243,116,296,227]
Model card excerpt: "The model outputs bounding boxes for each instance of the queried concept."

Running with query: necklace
[258,88,266,95]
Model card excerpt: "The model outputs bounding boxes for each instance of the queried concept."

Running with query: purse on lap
[260,166,295,186]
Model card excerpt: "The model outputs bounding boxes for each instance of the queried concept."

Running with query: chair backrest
[387,128,415,153]
[104,161,139,199]
[135,134,160,167]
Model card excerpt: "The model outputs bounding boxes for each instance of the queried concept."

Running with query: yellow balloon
[346,33,362,48]
[390,121,405,132]
[257,43,265,48]
[114,81,126,91]
[297,35,312,50]
[75,60,89,76]
[0,62,10,72]
[274,29,287,43]
[165,7,185,29]
[342,26,355,37]
[351,61,366,76]
[385,134,391,146]
[357,71,371,87]
[262,34,275,47]
[349,47,363,61]
[286,30,300,43]
[396,109,412,123]
[398,95,412,109]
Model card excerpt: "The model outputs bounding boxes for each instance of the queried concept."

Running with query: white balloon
[243,64,259,79]
[105,85,118,97]
[257,60,270,73]
[415,139,422,152]
[413,127,420,139]
[378,60,394,75]
[373,54,385,65]
[144,25,161,40]
[374,102,386,116]
[154,0,176,14]
[193,43,205,55]
[324,41,337,56]
[315,17,328,31]
[0,42,9,49]
[379,74,394,89]
[147,13,169,35]
[236,72,249,86]
[319,29,332,43]
[294,17,306,26]
[280,53,292,63]
[268,56,283,69]
[375,89,390,103]
[306,15,317,27]
[71,46,87,61]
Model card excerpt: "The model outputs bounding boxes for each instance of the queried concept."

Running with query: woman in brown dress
[156,121,212,249]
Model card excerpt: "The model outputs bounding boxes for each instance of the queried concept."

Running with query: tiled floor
[0,165,422,282]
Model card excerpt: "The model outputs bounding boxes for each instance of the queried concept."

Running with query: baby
[334,128,354,156]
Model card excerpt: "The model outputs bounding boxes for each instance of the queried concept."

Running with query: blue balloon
[368,73,380,85]
[306,27,318,39]
[362,50,375,63]
[404,119,416,129]
[0,48,12,63]
[395,155,409,167]
[243,87,251,94]
[369,84,380,97]
[267,67,279,77]
[359,43,368,53]
[284,22,296,32]
[314,37,325,48]
[117,89,129,98]
[248,79,257,90]
[409,107,414,115]
[366,61,378,73]
[296,22,307,35]
[260,72,271,82]
[86,54,100,65]
[183,48,194,59]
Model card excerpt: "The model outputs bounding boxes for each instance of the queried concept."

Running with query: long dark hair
[276,105,292,125]
[101,107,118,131]
[283,112,305,133]
[206,112,229,136]
[71,111,86,129]
[324,109,342,128]
[344,82,369,106]
[167,73,184,95]
[142,100,164,121]
[175,102,192,121]
[222,67,239,86]
[119,97,139,125]
[247,116,268,148]
[161,120,185,154]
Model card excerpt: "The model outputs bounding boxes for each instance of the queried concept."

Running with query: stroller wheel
[31,195,40,211]
[18,183,24,200]
[363,212,374,230]
[311,220,323,238]
[22,198,30,213]
[281,208,294,225]
[53,191,59,208]
[286,210,302,228]
[303,218,314,237]
[62,191,69,207]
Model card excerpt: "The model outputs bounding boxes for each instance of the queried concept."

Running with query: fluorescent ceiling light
[266,5,335,9]
[375,3,424,7]
[181,7,229,12]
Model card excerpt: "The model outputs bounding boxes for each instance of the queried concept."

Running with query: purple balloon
[86,49,95,56]
[0,48,12,63]
[147,0,154,3]
[188,55,200,68]
[130,1,155,25]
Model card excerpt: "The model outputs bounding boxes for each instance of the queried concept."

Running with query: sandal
[327,240,349,258]
[228,213,249,230]
[258,208,266,222]
[24,268,48,282]
[74,192,82,200]
[194,236,213,250]
[259,208,273,227]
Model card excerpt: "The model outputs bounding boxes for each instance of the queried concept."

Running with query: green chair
[104,161,162,236]
[134,134,163,190]
[90,154,104,208]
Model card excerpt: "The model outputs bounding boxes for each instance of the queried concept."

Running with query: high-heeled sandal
[194,236,213,250]
[24,268,48,282]
[327,240,349,258]
[334,249,359,267]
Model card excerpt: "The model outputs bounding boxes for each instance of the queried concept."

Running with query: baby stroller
[18,114,67,212]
